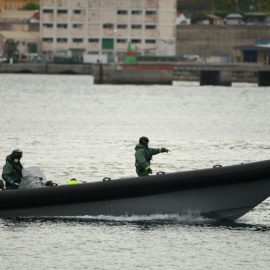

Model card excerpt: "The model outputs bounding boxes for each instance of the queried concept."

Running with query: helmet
[11,149,23,158]
[67,178,79,185]
[139,136,149,144]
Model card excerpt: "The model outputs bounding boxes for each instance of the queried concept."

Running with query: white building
[40,0,176,61]
[175,13,190,25]
[225,13,244,25]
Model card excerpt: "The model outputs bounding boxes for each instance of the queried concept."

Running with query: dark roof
[31,11,40,21]
[234,45,270,51]
[256,37,270,44]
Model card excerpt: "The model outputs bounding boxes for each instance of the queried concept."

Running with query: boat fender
[156,172,165,175]
[213,165,222,168]
[103,177,111,181]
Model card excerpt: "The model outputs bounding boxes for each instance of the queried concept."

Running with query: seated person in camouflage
[2,149,23,190]
[135,137,170,177]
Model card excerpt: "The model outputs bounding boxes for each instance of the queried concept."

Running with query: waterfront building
[40,0,176,62]
[175,13,190,25]
[0,0,40,10]
[0,30,40,60]
[0,10,40,60]
[225,13,244,25]
[0,10,39,31]
[234,37,270,64]
[191,14,223,25]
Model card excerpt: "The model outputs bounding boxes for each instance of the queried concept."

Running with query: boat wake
[3,211,212,225]
[72,210,210,223]
[3,211,270,232]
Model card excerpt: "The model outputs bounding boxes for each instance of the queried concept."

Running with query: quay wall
[173,64,270,83]
[1,63,270,84]
[176,25,270,59]
[0,63,93,75]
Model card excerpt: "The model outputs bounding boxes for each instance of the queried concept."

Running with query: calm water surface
[0,74,269,269]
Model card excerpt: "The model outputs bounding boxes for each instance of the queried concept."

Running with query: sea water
[0,74,269,270]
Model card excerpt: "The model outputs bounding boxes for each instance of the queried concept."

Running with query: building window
[43,38,53,42]
[89,39,99,43]
[87,51,100,55]
[146,11,157,15]
[145,25,156,29]
[73,38,83,43]
[132,25,142,29]
[57,38,67,43]
[102,38,114,49]
[145,39,156,44]
[57,24,67,28]
[43,24,53,28]
[43,9,53,13]
[117,24,127,29]
[57,9,67,14]
[131,39,141,44]
[117,10,128,15]
[132,10,142,15]
[73,24,83,29]
[117,39,127,43]
[103,23,114,29]
[73,10,81,14]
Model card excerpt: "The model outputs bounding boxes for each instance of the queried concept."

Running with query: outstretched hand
[165,148,171,153]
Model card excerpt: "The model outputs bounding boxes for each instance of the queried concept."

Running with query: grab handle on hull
[156,172,165,175]
[103,177,111,181]
[213,165,222,168]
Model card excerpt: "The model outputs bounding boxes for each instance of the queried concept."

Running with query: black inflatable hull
[1,160,270,220]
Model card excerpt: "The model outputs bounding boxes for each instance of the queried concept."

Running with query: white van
[0,54,7,63]
[29,53,41,61]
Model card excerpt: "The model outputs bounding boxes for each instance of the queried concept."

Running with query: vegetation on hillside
[177,0,270,15]
[21,1,40,10]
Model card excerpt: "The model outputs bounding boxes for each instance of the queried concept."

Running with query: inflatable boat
[0,160,270,220]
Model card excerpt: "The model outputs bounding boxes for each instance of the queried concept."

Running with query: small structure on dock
[124,42,137,64]
[93,43,173,85]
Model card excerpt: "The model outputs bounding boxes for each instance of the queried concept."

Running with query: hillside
[177,0,270,16]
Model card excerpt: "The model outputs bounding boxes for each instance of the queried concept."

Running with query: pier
[0,62,270,86]
[0,63,93,75]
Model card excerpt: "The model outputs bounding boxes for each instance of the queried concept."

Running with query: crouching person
[2,149,23,190]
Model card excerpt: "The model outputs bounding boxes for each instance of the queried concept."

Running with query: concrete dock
[0,62,269,86]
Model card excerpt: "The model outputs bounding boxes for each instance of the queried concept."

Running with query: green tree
[4,40,19,60]
[177,0,270,13]
[177,0,213,13]
[21,1,40,10]
[259,0,270,11]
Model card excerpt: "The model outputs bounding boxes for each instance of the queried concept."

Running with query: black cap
[139,137,149,144]
[11,149,23,158]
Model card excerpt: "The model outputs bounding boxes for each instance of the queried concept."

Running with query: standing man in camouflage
[135,137,170,177]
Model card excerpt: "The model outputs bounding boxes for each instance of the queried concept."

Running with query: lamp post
[3,38,6,56]
[235,0,239,12]
[114,28,117,63]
